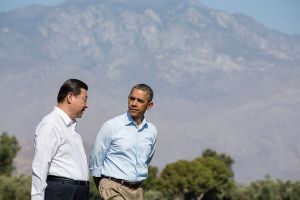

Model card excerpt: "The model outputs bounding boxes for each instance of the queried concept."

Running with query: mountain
[1,0,300,183]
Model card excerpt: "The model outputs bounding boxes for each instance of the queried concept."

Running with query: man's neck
[57,104,74,120]
[133,116,144,127]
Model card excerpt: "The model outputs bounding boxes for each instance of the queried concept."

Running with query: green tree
[143,166,167,200]
[248,175,288,200]
[230,176,300,200]
[0,175,31,200]
[144,190,167,200]
[230,184,254,200]
[197,157,234,200]
[0,132,21,176]
[160,159,215,200]
[159,149,235,200]
[279,180,300,200]
[88,176,101,200]
[143,166,160,191]
[200,149,235,200]
[202,149,234,176]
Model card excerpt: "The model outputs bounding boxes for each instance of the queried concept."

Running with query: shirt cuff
[31,194,44,200]
[89,167,102,177]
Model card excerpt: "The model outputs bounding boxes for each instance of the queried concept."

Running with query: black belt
[47,175,90,186]
[102,175,142,189]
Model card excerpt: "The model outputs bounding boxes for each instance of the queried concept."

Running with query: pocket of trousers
[99,178,121,200]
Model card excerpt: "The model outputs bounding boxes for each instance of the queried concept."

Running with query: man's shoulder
[146,121,156,129]
[37,109,60,126]
[34,110,61,137]
[146,121,157,135]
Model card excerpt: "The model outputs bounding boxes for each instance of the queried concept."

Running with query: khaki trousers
[99,178,144,200]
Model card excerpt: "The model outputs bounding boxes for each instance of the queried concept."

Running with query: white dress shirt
[31,107,89,200]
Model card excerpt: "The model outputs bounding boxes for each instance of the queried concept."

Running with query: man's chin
[131,114,141,121]
[77,113,83,118]
[129,112,137,118]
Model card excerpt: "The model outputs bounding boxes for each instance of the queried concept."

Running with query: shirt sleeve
[89,121,112,177]
[146,126,158,165]
[31,122,60,200]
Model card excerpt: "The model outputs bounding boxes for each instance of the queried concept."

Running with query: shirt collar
[125,112,148,129]
[54,106,76,127]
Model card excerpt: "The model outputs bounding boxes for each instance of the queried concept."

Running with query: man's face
[71,88,88,119]
[128,88,153,121]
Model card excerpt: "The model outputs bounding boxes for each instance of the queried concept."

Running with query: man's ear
[147,101,153,110]
[66,93,73,104]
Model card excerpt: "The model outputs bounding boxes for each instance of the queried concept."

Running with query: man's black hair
[57,79,88,103]
[131,83,153,102]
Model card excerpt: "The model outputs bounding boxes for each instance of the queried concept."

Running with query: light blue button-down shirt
[89,112,157,182]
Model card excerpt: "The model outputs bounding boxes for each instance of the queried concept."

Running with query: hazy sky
[0,0,300,34]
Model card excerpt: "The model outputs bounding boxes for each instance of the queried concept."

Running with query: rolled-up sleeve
[89,122,112,177]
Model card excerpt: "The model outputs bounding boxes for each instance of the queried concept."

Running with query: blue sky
[0,0,299,34]
[200,0,300,35]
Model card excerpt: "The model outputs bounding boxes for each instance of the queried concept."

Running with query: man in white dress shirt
[31,79,90,200]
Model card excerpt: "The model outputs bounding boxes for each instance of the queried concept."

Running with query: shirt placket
[133,123,146,181]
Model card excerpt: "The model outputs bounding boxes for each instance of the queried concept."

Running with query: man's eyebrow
[129,96,145,101]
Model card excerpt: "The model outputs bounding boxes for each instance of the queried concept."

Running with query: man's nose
[132,99,138,106]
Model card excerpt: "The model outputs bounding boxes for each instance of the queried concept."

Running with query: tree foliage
[0,174,299,200]
[143,166,160,191]
[230,175,300,200]
[0,175,31,200]
[202,149,234,176]
[160,159,213,199]
[87,176,100,200]
[0,136,299,200]
[199,149,235,200]
[0,132,21,176]
[157,149,234,200]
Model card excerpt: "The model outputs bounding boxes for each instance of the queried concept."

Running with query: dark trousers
[45,179,89,200]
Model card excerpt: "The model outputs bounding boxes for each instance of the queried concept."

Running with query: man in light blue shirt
[89,84,157,200]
